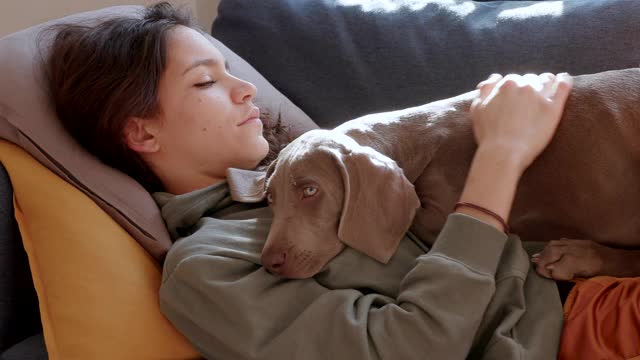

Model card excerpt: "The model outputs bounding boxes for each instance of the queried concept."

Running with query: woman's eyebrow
[182,59,230,75]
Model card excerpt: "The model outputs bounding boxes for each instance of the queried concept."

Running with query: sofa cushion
[212,0,640,128]
[0,140,201,359]
[0,5,317,261]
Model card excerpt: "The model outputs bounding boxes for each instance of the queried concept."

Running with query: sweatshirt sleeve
[159,213,507,360]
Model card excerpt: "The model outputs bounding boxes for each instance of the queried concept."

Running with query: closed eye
[195,80,216,88]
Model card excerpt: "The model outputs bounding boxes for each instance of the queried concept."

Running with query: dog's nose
[262,250,287,274]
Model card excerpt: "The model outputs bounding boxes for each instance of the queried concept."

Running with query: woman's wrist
[473,142,529,174]
[456,145,525,231]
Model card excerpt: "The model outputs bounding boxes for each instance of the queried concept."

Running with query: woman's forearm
[456,145,525,231]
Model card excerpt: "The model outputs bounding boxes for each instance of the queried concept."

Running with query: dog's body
[262,68,640,279]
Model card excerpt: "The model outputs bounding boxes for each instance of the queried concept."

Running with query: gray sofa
[212,0,640,128]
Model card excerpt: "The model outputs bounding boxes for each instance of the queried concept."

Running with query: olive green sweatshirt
[154,180,563,360]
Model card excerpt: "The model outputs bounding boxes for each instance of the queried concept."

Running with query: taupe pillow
[0,5,317,261]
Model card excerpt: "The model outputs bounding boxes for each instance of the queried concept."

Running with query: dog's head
[261,129,420,278]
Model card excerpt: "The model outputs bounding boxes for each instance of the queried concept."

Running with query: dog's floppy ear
[332,146,421,264]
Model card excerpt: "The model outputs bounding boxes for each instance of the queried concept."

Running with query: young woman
[44,3,638,360]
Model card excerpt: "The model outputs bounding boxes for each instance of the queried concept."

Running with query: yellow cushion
[0,140,200,360]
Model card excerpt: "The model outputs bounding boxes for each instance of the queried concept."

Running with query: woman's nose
[232,77,257,104]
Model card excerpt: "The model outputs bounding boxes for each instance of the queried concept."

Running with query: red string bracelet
[454,202,510,234]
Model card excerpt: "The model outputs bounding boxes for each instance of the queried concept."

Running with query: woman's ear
[123,117,161,153]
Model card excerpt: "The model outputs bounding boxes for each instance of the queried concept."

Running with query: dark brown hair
[42,2,289,192]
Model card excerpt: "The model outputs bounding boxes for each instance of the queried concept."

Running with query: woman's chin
[248,148,271,169]
[257,137,271,157]
[236,136,272,169]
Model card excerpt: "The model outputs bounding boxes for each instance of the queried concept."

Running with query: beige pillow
[0,5,317,261]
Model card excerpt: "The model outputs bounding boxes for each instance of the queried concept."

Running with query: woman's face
[140,25,269,193]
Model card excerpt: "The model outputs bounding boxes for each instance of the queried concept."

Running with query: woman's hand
[470,73,574,174]
[456,73,573,232]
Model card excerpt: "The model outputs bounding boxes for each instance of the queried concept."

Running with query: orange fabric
[560,276,640,360]
[0,140,200,359]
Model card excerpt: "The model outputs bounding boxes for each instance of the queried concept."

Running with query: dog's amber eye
[302,186,318,198]
[266,191,273,203]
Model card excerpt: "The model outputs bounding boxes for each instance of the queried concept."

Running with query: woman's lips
[238,108,261,126]
[238,117,261,126]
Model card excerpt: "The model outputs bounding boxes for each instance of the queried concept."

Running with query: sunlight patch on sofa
[498,1,564,20]
[335,0,476,16]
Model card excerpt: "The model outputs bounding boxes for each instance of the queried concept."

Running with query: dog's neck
[335,91,476,183]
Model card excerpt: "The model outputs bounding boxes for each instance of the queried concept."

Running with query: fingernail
[546,265,554,270]
[532,253,540,257]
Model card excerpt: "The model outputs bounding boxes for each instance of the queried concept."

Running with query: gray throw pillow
[0,5,317,261]
[212,0,640,128]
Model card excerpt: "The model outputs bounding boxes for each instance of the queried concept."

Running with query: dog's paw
[530,239,609,281]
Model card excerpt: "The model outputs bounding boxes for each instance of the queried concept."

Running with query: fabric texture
[0,140,200,360]
[212,0,640,128]
[156,180,563,359]
[0,162,41,353]
[0,4,317,262]
[0,334,47,360]
[560,276,640,360]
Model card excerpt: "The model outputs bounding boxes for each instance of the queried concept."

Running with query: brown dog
[259,68,640,279]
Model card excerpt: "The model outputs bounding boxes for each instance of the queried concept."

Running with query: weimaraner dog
[253,68,640,279]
